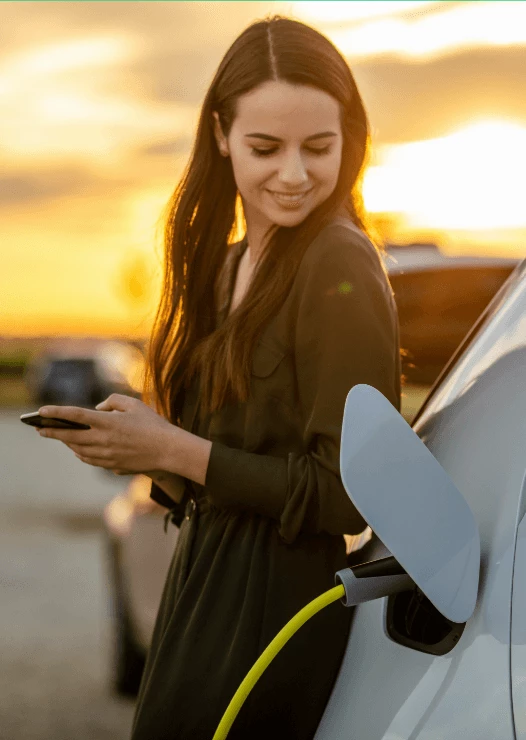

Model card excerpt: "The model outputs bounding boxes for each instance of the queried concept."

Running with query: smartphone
[20,411,91,430]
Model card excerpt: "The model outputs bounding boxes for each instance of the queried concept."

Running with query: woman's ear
[212,111,230,157]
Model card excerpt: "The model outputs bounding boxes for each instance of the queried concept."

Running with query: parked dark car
[25,341,145,408]
[385,245,519,384]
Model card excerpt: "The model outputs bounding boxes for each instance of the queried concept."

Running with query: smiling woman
[131,13,402,740]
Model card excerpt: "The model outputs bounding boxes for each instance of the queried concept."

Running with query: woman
[37,14,402,739]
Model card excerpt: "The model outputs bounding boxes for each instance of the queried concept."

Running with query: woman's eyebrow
[244,131,337,141]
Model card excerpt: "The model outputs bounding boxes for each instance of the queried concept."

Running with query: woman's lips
[267,188,313,208]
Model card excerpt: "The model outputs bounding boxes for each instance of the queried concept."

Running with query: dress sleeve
[205,225,401,544]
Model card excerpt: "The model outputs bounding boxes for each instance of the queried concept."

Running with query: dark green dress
[130,218,402,740]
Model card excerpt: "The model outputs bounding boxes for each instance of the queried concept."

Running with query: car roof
[46,356,97,362]
[383,244,520,275]
[35,340,139,362]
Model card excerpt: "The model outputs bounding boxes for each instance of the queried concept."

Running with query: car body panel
[121,507,179,647]
[103,476,179,648]
[511,470,526,738]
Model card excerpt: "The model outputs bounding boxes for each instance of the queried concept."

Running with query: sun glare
[364,119,526,230]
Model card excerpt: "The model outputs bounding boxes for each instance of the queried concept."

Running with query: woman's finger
[68,442,111,459]
[74,452,135,474]
[38,428,99,445]
[74,452,115,469]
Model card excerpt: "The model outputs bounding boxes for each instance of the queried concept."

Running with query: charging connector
[335,555,414,607]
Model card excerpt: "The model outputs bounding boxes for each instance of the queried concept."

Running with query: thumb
[95,394,128,411]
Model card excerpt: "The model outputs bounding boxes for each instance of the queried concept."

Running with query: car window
[390,266,516,384]
[411,258,526,426]
[49,359,95,377]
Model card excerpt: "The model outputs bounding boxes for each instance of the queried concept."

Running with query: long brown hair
[143,15,401,425]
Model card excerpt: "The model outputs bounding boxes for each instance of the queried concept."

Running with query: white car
[102,248,520,699]
[315,253,526,738]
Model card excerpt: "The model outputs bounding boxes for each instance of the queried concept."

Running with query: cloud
[0,3,290,178]
[2,2,526,203]
[129,48,225,106]
[315,1,526,61]
[0,168,97,206]
[140,137,194,157]
[0,2,276,60]
[0,166,138,208]
[354,46,526,144]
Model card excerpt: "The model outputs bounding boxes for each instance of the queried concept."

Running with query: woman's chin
[264,205,315,225]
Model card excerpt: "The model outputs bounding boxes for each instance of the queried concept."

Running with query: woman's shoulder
[300,217,385,278]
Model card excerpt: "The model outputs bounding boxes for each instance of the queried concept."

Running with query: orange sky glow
[1,1,525,338]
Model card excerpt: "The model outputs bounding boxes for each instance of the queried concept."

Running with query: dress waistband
[163,495,197,532]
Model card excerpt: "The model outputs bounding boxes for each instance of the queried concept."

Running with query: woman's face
[213,80,343,233]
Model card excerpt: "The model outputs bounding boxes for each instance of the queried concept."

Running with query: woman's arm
[145,430,212,511]
[156,428,212,489]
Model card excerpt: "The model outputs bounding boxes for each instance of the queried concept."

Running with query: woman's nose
[277,151,309,187]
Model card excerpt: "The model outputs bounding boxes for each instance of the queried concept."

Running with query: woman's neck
[243,218,273,266]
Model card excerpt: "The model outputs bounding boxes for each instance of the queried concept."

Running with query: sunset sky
[2,1,526,337]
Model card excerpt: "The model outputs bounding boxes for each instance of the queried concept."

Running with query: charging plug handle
[335,555,414,607]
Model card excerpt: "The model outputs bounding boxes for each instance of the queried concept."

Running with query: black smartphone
[20,411,91,430]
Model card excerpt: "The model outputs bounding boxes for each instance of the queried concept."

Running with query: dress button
[185,498,197,520]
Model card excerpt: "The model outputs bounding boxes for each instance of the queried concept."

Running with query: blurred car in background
[24,340,145,408]
[385,243,519,384]
[102,245,520,696]
[103,475,178,695]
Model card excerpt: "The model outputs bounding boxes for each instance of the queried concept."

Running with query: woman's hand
[36,394,176,475]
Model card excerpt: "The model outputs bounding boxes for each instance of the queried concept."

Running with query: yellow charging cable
[212,583,345,740]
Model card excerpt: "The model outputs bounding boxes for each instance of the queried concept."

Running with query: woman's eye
[251,148,277,157]
[308,146,331,156]
[250,146,331,157]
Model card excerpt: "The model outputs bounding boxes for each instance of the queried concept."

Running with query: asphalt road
[0,407,136,739]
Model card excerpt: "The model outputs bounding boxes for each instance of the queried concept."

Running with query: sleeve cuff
[150,479,185,511]
[204,440,289,521]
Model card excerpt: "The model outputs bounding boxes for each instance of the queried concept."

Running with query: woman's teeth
[270,189,311,207]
